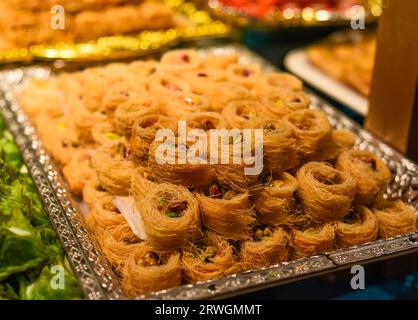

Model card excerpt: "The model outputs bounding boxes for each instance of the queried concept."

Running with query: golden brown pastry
[374,200,417,239]
[336,150,391,205]
[122,243,182,296]
[138,183,202,249]
[196,184,255,241]
[182,233,237,282]
[291,223,335,259]
[335,206,378,248]
[240,227,289,270]
[253,172,299,226]
[297,162,357,222]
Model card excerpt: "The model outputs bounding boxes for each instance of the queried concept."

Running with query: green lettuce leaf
[0,121,83,299]
[0,208,46,281]
[0,136,22,170]
[19,264,83,300]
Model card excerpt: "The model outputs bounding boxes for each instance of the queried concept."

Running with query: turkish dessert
[18,48,417,296]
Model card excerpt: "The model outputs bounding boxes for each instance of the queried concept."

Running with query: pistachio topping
[254,227,273,241]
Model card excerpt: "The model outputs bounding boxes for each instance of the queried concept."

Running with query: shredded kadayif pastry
[18,48,416,296]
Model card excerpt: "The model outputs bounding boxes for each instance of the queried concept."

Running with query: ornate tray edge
[139,256,335,300]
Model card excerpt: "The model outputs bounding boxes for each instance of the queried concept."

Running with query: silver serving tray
[0,44,417,300]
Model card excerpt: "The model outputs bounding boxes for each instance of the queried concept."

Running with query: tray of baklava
[0,43,416,300]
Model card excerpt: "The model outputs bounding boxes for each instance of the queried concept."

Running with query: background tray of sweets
[0,0,231,64]
[284,30,375,116]
[0,43,416,300]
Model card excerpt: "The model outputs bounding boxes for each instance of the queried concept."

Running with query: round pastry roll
[253,172,299,226]
[205,82,254,113]
[159,49,202,73]
[185,112,228,130]
[130,114,177,164]
[92,142,135,195]
[72,104,108,143]
[196,184,255,240]
[82,175,109,210]
[178,68,226,95]
[297,162,357,222]
[285,109,332,156]
[128,60,158,78]
[310,129,357,162]
[77,67,116,112]
[222,100,265,129]
[148,136,214,188]
[213,138,260,191]
[91,121,125,147]
[225,63,262,89]
[336,150,391,205]
[99,223,143,272]
[261,88,311,117]
[149,72,192,96]
[114,97,159,136]
[138,183,202,249]
[101,80,146,114]
[159,92,210,119]
[261,72,304,92]
[249,117,301,173]
[335,206,378,248]
[373,200,417,239]
[18,78,63,119]
[83,63,134,110]
[86,195,126,234]
[291,223,335,259]
[62,149,96,196]
[200,51,240,69]
[240,226,289,270]
[35,113,80,165]
[182,233,238,283]
[122,243,182,296]
[131,166,158,201]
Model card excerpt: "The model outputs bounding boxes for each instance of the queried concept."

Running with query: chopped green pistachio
[116,143,125,158]
[222,190,237,200]
[263,227,273,238]
[270,180,284,188]
[203,246,217,263]
[165,211,179,218]
[254,229,264,241]
[104,132,120,140]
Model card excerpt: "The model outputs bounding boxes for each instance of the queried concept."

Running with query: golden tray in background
[0,0,231,64]
[203,0,382,29]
